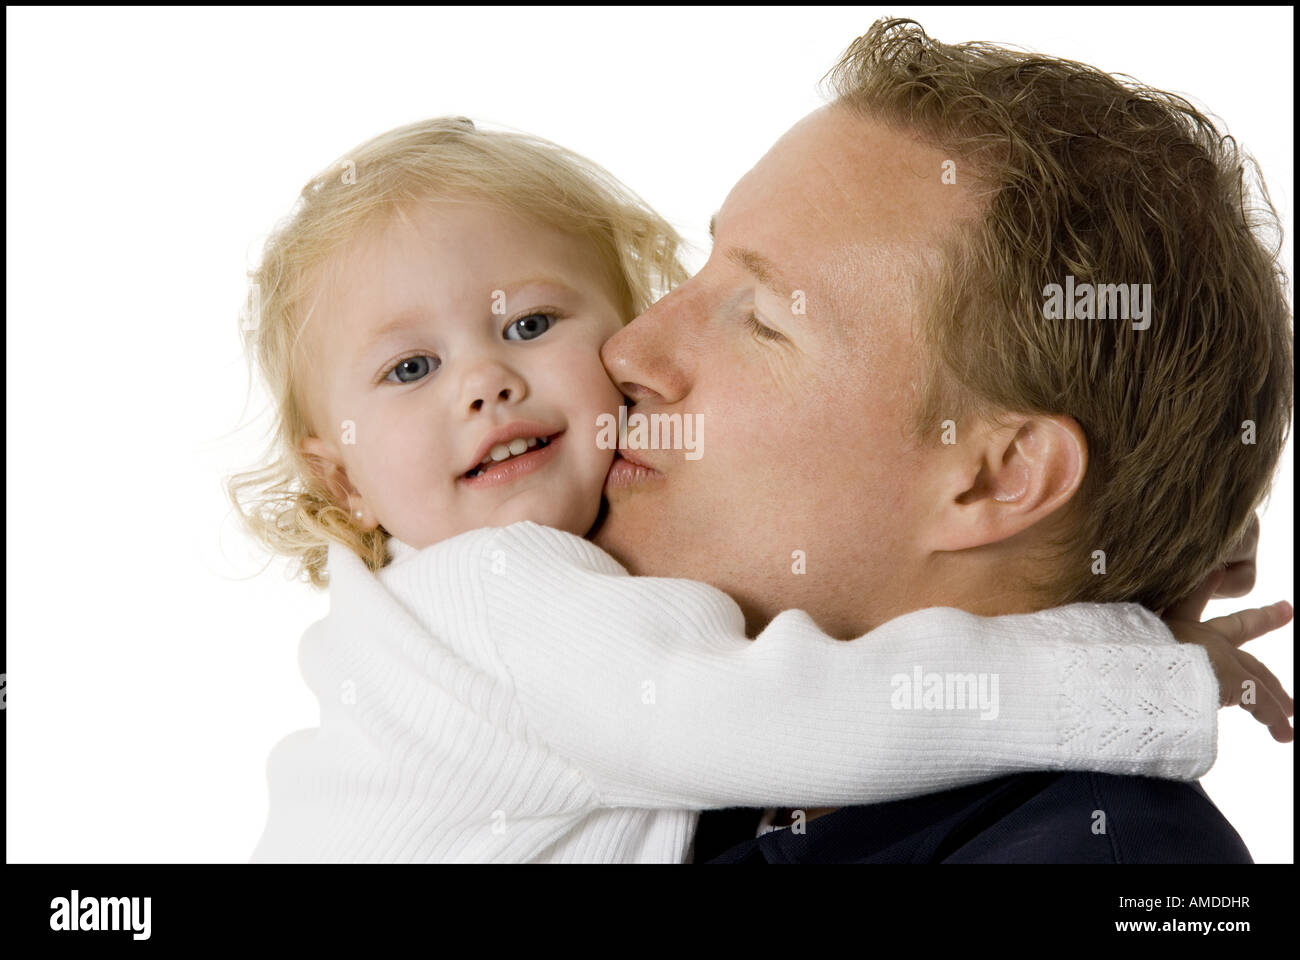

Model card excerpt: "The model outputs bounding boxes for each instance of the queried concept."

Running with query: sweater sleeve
[470,522,1218,810]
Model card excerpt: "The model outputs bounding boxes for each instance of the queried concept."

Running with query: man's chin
[590,495,644,571]
[584,496,609,541]
[591,493,688,577]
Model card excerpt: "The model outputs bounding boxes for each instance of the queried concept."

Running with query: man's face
[595,105,979,638]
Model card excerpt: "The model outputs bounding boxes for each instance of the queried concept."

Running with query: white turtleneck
[251,521,1217,863]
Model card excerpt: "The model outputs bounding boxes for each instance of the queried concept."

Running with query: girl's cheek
[591,364,625,410]
[551,346,620,408]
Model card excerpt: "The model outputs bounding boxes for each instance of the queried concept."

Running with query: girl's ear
[299,436,361,508]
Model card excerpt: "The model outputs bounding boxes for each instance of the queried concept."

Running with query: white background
[6,6,1293,862]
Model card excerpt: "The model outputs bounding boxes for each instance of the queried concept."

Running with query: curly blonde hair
[227,116,688,588]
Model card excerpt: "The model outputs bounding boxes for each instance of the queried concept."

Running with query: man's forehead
[717,105,975,246]
[709,207,918,294]
[708,107,973,324]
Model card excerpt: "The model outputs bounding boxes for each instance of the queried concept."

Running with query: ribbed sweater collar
[385,535,419,567]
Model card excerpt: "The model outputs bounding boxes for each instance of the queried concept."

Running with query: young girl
[230,116,1288,863]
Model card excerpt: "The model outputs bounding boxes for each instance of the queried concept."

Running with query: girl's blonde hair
[227,116,689,588]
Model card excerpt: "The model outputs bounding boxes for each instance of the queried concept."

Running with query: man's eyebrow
[727,247,792,295]
[708,212,792,294]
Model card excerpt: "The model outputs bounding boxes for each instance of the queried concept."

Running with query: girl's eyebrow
[505,275,582,297]
[359,276,582,351]
[361,312,424,352]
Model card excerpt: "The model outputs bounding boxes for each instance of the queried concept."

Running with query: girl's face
[299,200,627,548]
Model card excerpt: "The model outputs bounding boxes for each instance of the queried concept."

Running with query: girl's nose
[458,360,527,415]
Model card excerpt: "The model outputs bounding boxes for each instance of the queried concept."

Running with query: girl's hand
[1163,568,1294,743]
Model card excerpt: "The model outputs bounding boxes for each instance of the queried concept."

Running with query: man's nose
[458,360,527,415]
[600,286,699,405]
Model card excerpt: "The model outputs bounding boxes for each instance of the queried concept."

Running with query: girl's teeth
[472,436,548,474]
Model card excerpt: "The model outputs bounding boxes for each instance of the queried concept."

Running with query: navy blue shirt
[696,772,1252,863]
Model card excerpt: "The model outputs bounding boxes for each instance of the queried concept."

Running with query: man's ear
[925,414,1087,553]
[299,435,374,527]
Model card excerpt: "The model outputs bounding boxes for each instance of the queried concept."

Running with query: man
[591,19,1293,862]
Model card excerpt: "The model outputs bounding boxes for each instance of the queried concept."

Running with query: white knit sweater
[251,521,1218,863]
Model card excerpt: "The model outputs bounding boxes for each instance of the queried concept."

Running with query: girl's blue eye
[504,312,556,341]
[385,355,439,383]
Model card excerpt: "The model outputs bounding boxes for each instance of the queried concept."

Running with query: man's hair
[825,18,1293,611]
[226,116,687,587]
